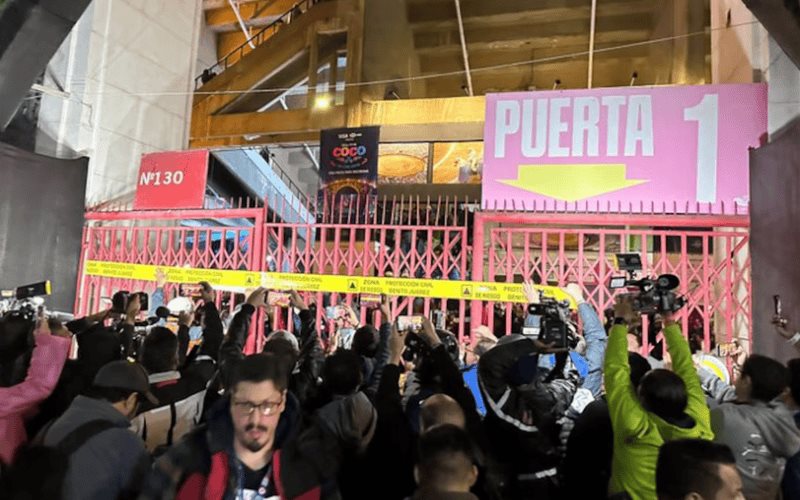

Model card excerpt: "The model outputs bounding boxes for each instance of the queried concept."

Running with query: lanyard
[237,461,273,500]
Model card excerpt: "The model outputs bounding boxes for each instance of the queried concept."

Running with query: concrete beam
[406,0,649,24]
[204,0,261,10]
[205,0,295,32]
[195,2,340,111]
[416,29,651,71]
[412,12,651,50]
[409,0,652,31]
[421,55,651,95]
[200,106,347,138]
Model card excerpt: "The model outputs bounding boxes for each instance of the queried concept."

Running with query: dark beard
[243,423,269,452]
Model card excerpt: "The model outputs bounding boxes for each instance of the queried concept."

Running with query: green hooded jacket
[604,323,714,499]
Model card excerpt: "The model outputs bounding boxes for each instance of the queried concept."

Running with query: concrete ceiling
[403,0,710,96]
[743,0,800,69]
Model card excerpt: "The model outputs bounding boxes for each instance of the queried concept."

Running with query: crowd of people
[1,275,799,500]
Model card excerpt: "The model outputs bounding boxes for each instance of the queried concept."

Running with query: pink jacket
[0,333,71,464]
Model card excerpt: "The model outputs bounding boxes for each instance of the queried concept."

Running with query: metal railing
[258,147,316,209]
[195,0,318,89]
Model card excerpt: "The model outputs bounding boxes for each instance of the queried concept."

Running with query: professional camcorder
[403,328,460,363]
[526,295,574,349]
[111,290,149,314]
[0,281,70,322]
[608,253,686,314]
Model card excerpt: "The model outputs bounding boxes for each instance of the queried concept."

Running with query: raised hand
[379,295,393,322]
[155,268,168,289]
[772,315,792,339]
[420,317,442,348]
[246,287,267,309]
[289,290,308,311]
[389,324,409,364]
[523,280,539,305]
[564,283,585,305]
[125,294,141,325]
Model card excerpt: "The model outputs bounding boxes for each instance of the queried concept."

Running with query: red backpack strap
[273,449,285,498]
[273,450,321,500]
[176,473,207,500]
[204,451,229,500]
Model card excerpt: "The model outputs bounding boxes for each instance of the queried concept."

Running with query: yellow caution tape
[83,260,577,308]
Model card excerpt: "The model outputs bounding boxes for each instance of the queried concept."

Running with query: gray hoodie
[317,391,377,453]
[43,395,151,500]
[711,398,800,500]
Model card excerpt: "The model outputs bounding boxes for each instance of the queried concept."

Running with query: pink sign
[482,84,767,214]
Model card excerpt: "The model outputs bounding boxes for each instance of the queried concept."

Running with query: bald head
[420,394,466,433]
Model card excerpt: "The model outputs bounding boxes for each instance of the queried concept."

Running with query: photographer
[130,282,223,454]
[366,318,488,500]
[605,295,713,500]
[27,305,132,437]
[0,314,71,464]
[478,292,581,498]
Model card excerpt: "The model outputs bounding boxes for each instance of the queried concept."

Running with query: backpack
[0,420,116,499]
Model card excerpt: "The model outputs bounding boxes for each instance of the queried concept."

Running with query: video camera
[0,281,52,321]
[111,290,149,314]
[608,253,686,314]
[402,328,460,364]
[526,295,574,349]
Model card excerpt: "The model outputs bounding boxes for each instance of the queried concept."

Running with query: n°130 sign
[133,150,209,210]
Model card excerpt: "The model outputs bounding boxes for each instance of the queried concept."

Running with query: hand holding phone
[267,291,290,308]
[396,315,423,333]
[360,294,381,308]
[715,341,737,357]
[325,306,337,319]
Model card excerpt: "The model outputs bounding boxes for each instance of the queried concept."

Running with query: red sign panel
[133,150,209,210]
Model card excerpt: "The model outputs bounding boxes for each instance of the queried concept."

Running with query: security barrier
[76,195,752,357]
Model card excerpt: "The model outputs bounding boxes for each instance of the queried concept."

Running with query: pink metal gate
[263,194,471,338]
[75,203,265,351]
[470,212,751,353]
[74,198,753,355]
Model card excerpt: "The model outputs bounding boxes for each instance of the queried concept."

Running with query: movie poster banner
[319,126,380,199]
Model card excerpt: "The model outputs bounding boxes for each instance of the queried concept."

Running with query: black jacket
[291,308,325,408]
[478,336,579,498]
[139,394,340,500]
[563,397,613,499]
[132,302,224,454]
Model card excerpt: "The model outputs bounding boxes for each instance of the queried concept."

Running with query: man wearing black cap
[42,359,156,500]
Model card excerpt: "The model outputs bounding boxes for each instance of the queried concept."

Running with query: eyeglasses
[232,398,283,416]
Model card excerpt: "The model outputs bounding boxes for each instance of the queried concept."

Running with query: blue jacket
[525,302,606,398]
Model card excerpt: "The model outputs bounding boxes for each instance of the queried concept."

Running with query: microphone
[155,306,173,319]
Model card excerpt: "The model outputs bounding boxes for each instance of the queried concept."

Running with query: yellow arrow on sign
[498,164,647,202]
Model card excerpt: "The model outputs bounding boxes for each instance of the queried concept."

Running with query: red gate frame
[470,211,751,355]
[75,204,266,352]
[74,200,753,358]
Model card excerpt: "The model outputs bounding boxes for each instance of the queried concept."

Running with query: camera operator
[477,287,581,498]
[131,282,223,455]
[26,306,129,438]
[0,313,71,464]
[605,294,713,500]
[365,318,492,500]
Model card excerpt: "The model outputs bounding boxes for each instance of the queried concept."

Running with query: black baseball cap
[93,359,159,405]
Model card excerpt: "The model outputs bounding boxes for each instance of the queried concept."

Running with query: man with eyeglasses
[141,352,340,500]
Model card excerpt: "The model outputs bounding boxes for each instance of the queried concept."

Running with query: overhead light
[313,94,332,110]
